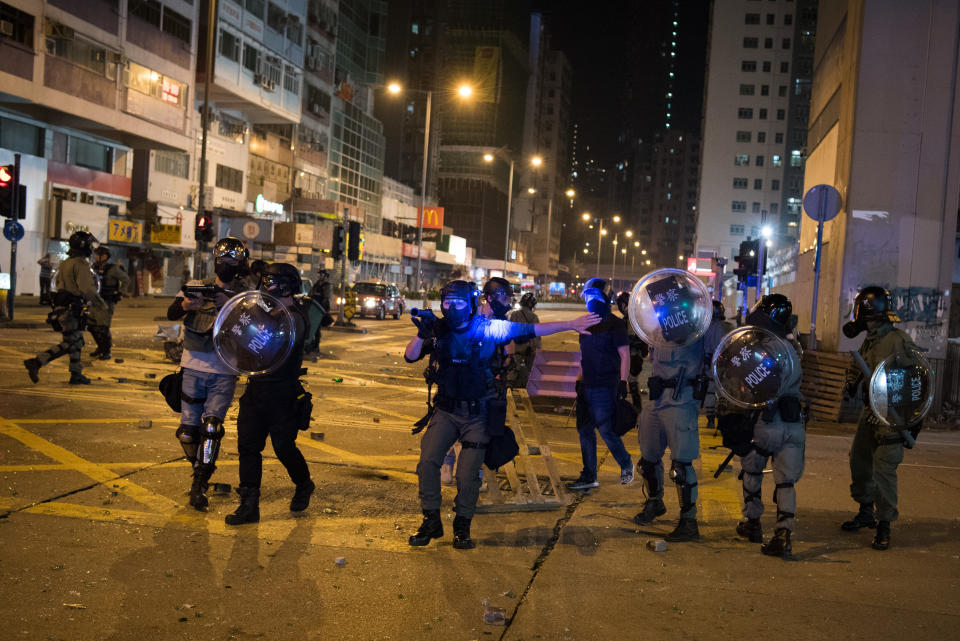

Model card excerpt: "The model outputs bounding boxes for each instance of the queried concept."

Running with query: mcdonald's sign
[417,206,444,229]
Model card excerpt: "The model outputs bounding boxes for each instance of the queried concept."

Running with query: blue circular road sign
[3,219,24,242]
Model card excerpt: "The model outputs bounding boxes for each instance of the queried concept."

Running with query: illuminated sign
[687,257,715,277]
[417,206,444,229]
[255,194,284,216]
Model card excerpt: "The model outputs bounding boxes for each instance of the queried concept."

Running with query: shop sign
[255,194,284,216]
[150,224,182,245]
[108,219,143,245]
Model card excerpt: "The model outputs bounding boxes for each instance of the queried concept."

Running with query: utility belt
[649,374,709,401]
[760,395,804,423]
[433,395,485,415]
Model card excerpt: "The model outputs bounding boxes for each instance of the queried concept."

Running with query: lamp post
[483,151,542,275]
[611,229,633,289]
[582,213,619,277]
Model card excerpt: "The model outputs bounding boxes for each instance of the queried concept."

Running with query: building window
[770,203,779,214]
[411,23,419,34]
[733,177,748,189]
[755,155,765,166]
[286,17,303,46]
[162,6,192,44]
[283,65,300,95]
[772,154,782,167]
[216,164,243,192]
[730,224,745,235]
[245,0,265,19]
[125,61,186,107]
[739,84,755,96]
[776,109,785,120]
[745,13,760,24]
[771,179,780,190]
[154,150,189,179]
[766,13,775,25]
[743,37,759,49]
[734,153,750,166]
[757,131,766,143]
[752,202,761,213]
[0,117,44,158]
[775,132,784,143]
[129,0,161,27]
[764,37,773,48]
[759,108,768,119]
[732,201,747,212]
[736,130,752,142]
[738,108,754,119]
[219,29,241,61]
[70,137,112,172]
[758,85,768,97]
[0,2,34,49]
[791,150,803,166]
[741,60,757,72]
[754,179,763,190]
[784,14,793,25]
[243,43,259,72]
[782,38,791,49]
[267,3,285,34]
[779,85,788,97]
[762,61,771,72]
[45,23,115,80]
[780,61,789,73]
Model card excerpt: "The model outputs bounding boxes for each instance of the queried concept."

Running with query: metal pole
[595,219,602,275]
[543,198,552,278]
[755,210,767,303]
[196,0,217,280]
[611,232,618,287]
[502,158,514,274]
[809,207,826,350]
[416,90,431,303]
[7,153,20,320]
[338,209,349,325]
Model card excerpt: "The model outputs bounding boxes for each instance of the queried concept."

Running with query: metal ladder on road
[477,387,568,513]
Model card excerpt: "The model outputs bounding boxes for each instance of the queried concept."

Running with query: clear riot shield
[868,351,934,428]
[214,290,296,375]
[628,268,712,347]
[711,326,797,409]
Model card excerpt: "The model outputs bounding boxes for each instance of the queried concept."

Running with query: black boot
[633,498,667,525]
[69,373,91,385]
[290,479,315,512]
[665,517,700,542]
[736,517,763,543]
[24,358,40,384]
[224,487,260,525]
[188,471,209,511]
[872,521,891,550]
[761,528,792,557]
[452,515,476,550]
[408,509,443,546]
[841,503,877,531]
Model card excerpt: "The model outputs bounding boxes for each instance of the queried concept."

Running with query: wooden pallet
[800,350,858,422]
[476,387,569,513]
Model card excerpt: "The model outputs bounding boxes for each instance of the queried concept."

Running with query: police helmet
[712,300,726,321]
[213,237,250,263]
[440,279,479,313]
[68,231,97,257]
[746,294,792,335]
[482,277,512,301]
[519,292,537,309]
[581,277,611,302]
[615,291,630,315]
[259,262,301,297]
[852,286,900,323]
[249,259,267,278]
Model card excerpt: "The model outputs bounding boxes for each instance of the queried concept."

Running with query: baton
[849,351,916,448]
[713,450,736,478]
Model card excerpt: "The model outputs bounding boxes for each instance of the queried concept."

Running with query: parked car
[353,281,405,320]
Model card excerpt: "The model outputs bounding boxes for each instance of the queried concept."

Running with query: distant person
[507,293,541,388]
[87,246,130,360]
[37,253,53,305]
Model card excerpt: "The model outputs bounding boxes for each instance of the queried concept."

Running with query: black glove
[617,380,628,401]
[843,381,858,400]
[411,310,437,339]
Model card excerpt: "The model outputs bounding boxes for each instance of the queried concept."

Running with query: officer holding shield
[840,286,922,550]
[630,269,718,542]
[404,280,599,549]
[726,294,805,557]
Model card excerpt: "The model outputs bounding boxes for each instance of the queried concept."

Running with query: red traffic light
[0,166,12,186]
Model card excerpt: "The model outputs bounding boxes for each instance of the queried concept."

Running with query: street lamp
[483,151,543,274]
[611,229,634,289]
[582,214,620,276]
[386,81,473,297]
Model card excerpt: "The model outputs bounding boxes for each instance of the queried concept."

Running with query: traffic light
[195,212,214,242]
[733,239,759,282]
[331,224,345,259]
[0,165,24,219]
[347,220,362,261]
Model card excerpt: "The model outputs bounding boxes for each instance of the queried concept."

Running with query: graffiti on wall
[889,286,946,358]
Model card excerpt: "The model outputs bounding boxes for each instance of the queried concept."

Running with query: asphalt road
[0,298,958,640]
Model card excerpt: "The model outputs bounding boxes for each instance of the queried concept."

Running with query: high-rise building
[695,0,817,264]
[0,0,200,294]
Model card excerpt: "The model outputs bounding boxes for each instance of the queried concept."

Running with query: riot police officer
[166,237,249,511]
[703,301,732,429]
[226,263,315,525]
[24,231,104,385]
[404,280,599,549]
[481,277,514,319]
[615,291,648,410]
[733,294,805,557]
[87,246,130,360]
[507,293,542,388]
[633,275,721,542]
[840,286,919,550]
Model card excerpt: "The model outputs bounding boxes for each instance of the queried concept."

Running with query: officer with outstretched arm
[404,280,600,549]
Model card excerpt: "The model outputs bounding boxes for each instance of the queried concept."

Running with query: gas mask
[488,297,512,319]
[442,298,472,329]
[214,259,244,283]
[842,319,866,339]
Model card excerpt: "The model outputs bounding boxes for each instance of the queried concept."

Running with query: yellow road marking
[0,416,178,514]
[299,438,418,484]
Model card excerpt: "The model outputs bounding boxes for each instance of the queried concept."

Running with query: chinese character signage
[108,219,143,245]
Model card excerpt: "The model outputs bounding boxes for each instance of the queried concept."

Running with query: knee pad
[670,460,692,486]
[176,424,200,444]
[640,458,659,479]
[201,415,226,440]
